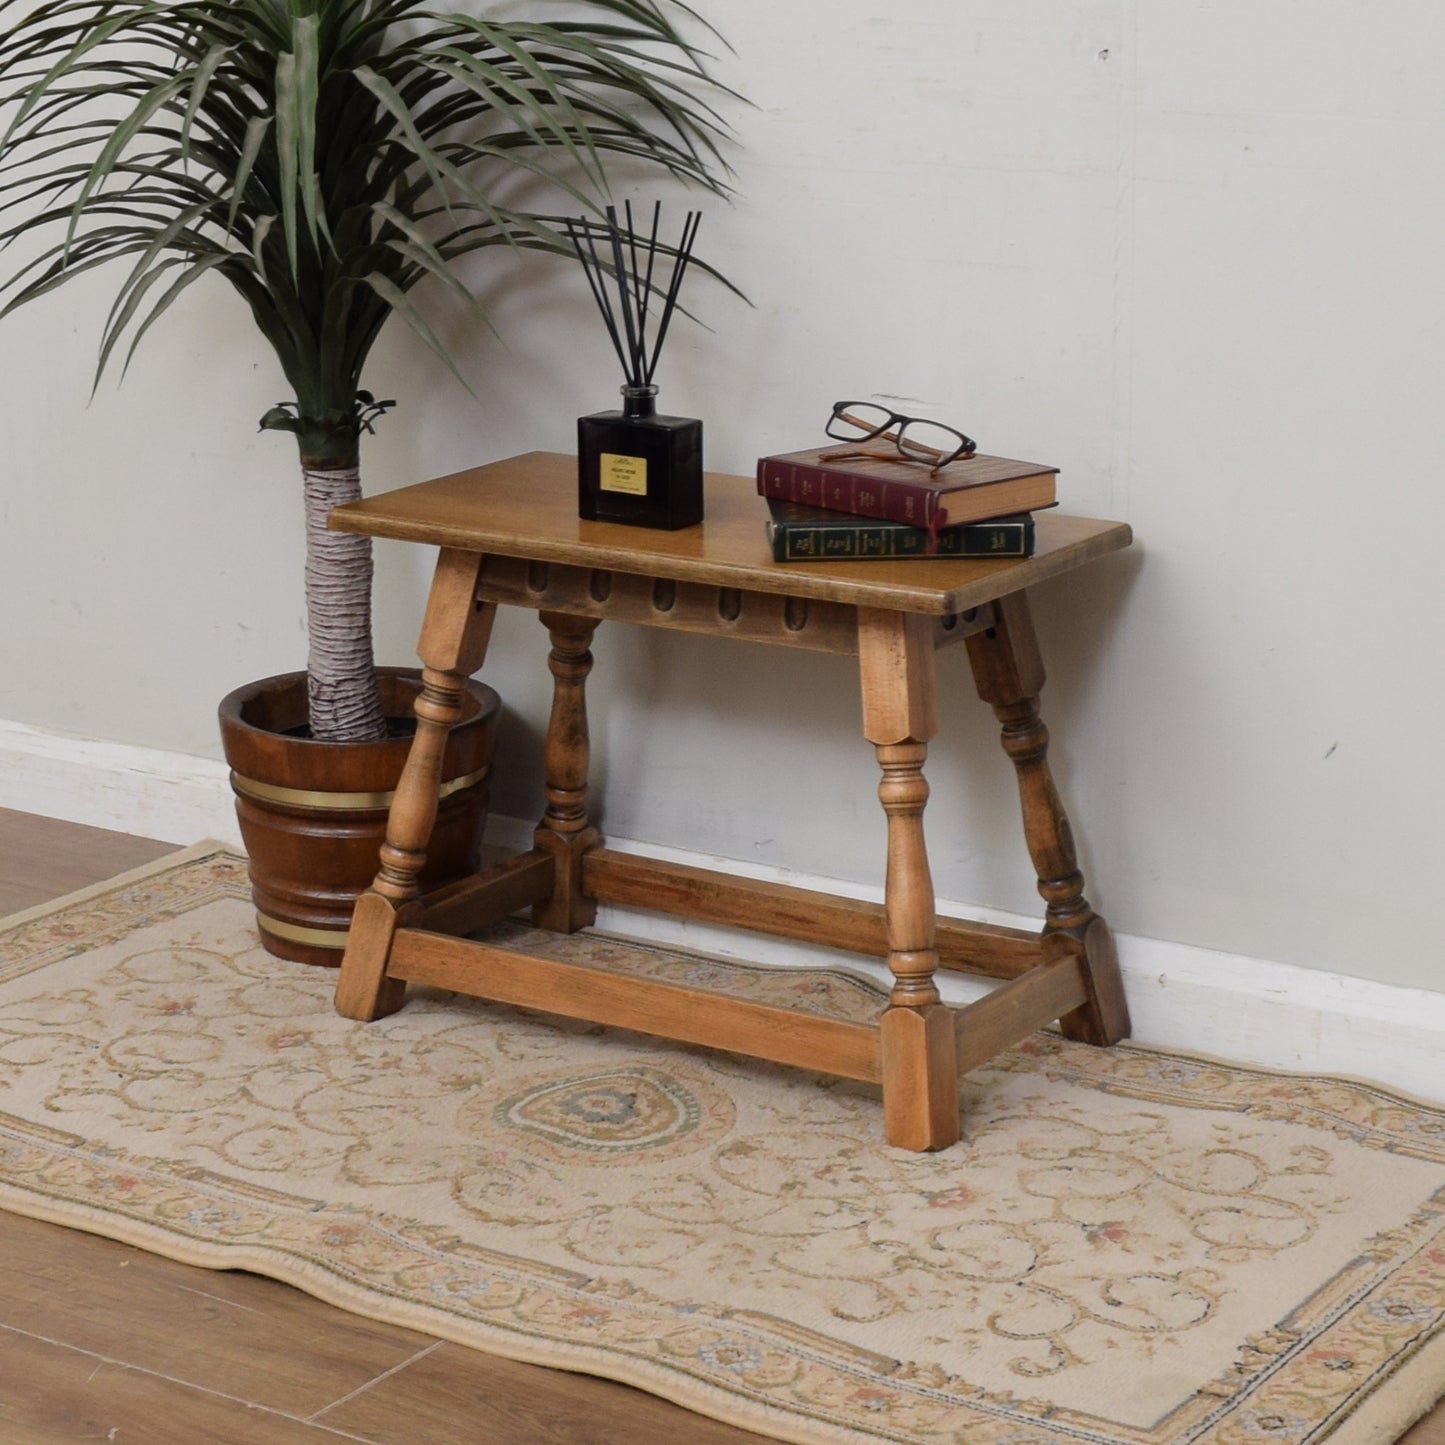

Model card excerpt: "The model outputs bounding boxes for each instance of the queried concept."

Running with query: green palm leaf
[0,0,739,457]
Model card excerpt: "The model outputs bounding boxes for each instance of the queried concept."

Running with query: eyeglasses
[821,402,976,475]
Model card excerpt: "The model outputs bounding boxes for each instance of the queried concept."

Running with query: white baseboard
[0,719,241,847]
[5,721,1443,1105]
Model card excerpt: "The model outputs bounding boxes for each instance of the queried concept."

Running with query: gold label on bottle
[600,453,647,495]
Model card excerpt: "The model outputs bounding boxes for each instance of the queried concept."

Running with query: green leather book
[766,499,1036,562]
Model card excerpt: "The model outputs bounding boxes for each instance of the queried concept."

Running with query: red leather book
[756,447,1058,532]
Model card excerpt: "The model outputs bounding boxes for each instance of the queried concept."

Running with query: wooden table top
[330,451,1132,616]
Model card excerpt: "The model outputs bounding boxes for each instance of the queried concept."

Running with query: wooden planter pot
[218,668,501,966]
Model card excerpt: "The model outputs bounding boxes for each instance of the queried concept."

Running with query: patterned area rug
[1,844,1443,1445]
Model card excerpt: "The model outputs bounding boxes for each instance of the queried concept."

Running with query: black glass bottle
[577,384,703,530]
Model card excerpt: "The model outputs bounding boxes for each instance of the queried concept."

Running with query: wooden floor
[0,808,1440,1444]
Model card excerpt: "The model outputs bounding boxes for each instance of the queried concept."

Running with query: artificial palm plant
[0,0,733,742]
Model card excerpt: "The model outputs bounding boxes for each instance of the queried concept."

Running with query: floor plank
[0,1212,436,1419]
[318,1341,770,1445]
[0,1324,389,1445]
[0,808,175,916]
[0,810,774,1444]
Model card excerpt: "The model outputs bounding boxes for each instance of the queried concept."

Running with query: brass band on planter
[229,764,489,812]
[257,914,349,950]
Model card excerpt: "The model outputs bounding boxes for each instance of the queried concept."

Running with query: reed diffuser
[568,203,704,529]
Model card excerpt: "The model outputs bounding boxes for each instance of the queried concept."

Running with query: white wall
[3,1,1443,996]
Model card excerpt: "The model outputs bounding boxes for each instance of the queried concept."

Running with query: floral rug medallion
[1,845,1443,1444]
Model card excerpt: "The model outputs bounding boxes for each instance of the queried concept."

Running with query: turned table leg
[532,610,602,933]
[965,590,1130,1047]
[858,608,960,1152]
[335,549,497,1021]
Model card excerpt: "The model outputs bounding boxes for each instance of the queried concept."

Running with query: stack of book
[755,446,1057,562]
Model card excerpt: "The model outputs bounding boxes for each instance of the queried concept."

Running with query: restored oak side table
[328,451,1133,1152]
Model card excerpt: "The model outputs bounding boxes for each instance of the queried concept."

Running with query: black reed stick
[644,209,700,385]
[568,204,701,389]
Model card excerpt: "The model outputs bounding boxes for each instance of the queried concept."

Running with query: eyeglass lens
[895,419,967,462]
[828,403,896,441]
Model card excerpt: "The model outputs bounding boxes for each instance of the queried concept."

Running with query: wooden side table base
[965,589,1130,1050]
[334,547,496,1023]
[531,610,601,935]
[329,454,1134,1151]
[857,606,964,1150]
[1057,916,1130,1047]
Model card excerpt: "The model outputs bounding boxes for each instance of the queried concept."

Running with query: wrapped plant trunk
[262,393,399,742]
[301,461,386,742]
